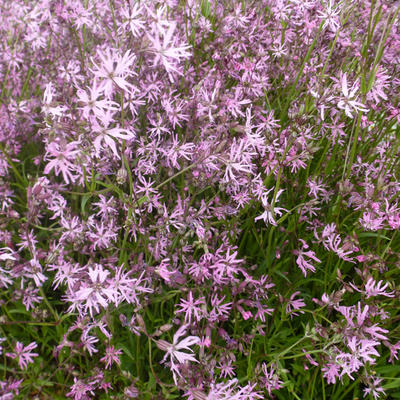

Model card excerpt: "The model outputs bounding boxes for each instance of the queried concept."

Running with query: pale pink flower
[285,291,305,318]
[255,189,287,226]
[359,211,385,231]
[22,286,43,311]
[91,112,136,159]
[350,278,394,299]
[44,140,81,184]
[0,247,16,261]
[42,82,67,118]
[73,264,115,317]
[0,337,6,355]
[337,303,389,341]
[80,331,99,356]
[76,79,119,120]
[220,139,255,184]
[389,341,400,363]
[66,378,95,400]
[25,257,47,287]
[317,0,341,32]
[271,43,287,59]
[336,337,380,380]
[307,177,327,199]
[147,22,191,79]
[363,377,386,400]
[336,73,368,118]
[157,325,200,384]
[119,3,145,37]
[217,359,236,379]
[322,360,341,384]
[90,48,137,96]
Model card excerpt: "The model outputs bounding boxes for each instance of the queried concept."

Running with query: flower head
[157,325,200,384]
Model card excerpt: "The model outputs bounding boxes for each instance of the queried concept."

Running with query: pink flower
[0,337,6,355]
[25,256,47,287]
[217,359,236,379]
[336,303,389,341]
[66,378,95,400]
[307,177,327,199]
[285,291,305,318]
[175,291,206,324]
[363,377,386,400]
[6,342,38,370]
[100,345,123,369]
[0,247,16,261]
[220,138,255,184]
[359,212,385,231]
[389,341,400,363]
[261,364,283,396]
[293,239,321,276]
[207,378,262,400]
[80,331,99,356]
[350,278,394,299]
[336,337,380,380]
[87,219,118,251]
[42,82,67,118]
[119,3,145,37]
[322,361,341,384]
[317,0,341,32]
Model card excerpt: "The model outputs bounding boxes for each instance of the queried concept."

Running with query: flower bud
[155,339,171,352]
[116,167,128,185]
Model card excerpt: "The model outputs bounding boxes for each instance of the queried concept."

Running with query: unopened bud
[155,339,171,352]
[159,323,173,333]
[153,323,172,337]
[124,384,139,398]
[116,167,128,185]
[136,314,146,333]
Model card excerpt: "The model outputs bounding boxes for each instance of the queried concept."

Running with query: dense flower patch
[0,0,400,398]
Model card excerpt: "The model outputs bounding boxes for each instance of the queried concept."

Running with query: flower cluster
[0,0,399,399]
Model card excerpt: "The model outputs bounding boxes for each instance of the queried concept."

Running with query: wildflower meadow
[1,0,400,398]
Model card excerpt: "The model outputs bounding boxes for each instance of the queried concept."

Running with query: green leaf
[383,378,400,390]
[358,232,390,240]
[81,194,91,214]
[120,344,136,362]
[201,0,211,18]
